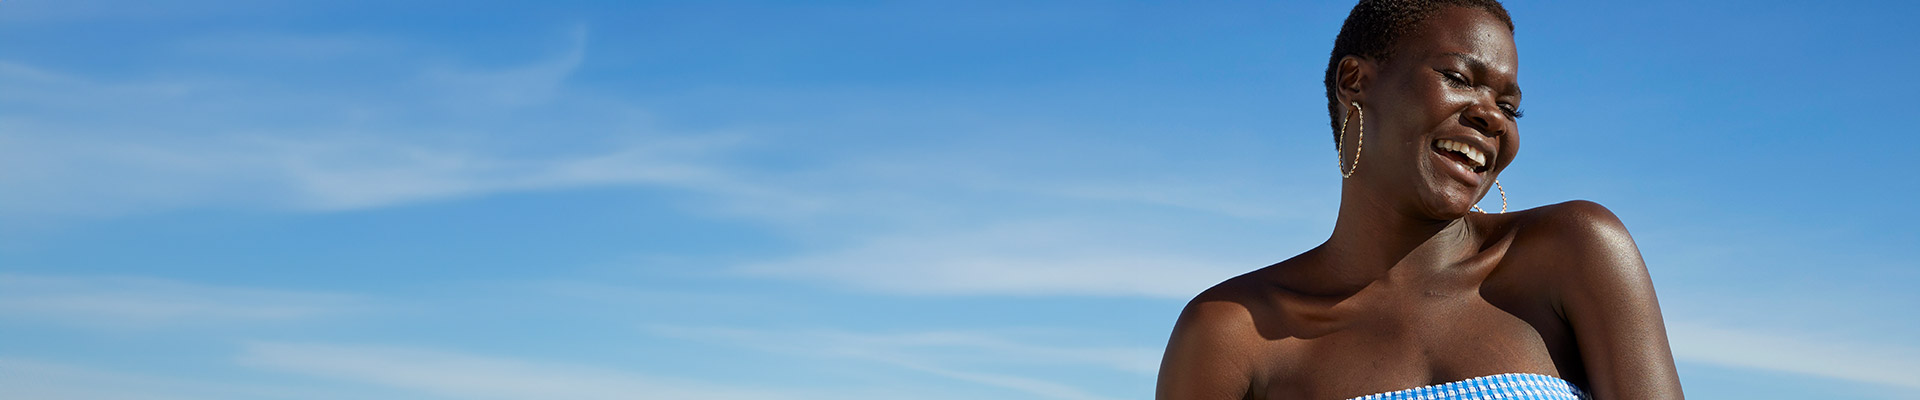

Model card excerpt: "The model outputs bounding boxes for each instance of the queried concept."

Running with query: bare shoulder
[1503,200,1660,323]
[1157,274,1269,399]
[1167,275,1266,364]
[1504,200,1643,270]
[1512,200,1634,244]
[1512,200,1635,250]
[1502,204,1683,397]
[1171,277,1264,344]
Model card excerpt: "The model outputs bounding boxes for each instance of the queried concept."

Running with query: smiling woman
[1155,1,1685,399]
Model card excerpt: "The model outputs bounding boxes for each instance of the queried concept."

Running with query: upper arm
[1157,295,1258,400]
[1540,201,1685,399]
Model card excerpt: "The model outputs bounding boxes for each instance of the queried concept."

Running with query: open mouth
[1433,139,1489,173]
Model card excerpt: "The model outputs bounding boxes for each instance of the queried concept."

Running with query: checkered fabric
[1346,373,1590,400]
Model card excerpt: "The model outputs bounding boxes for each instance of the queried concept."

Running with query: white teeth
[1436,139,1487,168]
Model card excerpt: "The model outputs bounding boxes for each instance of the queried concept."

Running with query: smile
[1434,139,1488,173]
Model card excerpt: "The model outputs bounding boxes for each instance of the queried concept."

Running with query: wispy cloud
[0,274,364,327]
[1028,178,1325,221]
[0,0,290,23]
[266,134,740,211]
[423,24,589,107]
[1667,321,1920,390]
[882,361,1124,400]
[0,22,1308,225]
[0,60,194,115]
[0,358,355,400]
[0,96,748,216]
[170,31,406,62]
[0,24,728,217]
[734,220,1256,298]
[650,325,1147,400]
[653,325,1159,374]
[237,341,851,400]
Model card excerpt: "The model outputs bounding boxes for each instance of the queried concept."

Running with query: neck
[1310,182,1475,292]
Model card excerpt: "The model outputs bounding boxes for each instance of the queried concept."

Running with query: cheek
[1499,130,1520,168]
[1436,90,1480,115]
[1387,81,1457,134]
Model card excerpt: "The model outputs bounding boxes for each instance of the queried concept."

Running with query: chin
[1410,171,1482,220]
[1417,194,1477,220]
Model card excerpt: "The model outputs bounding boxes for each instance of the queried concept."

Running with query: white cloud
[0,24,741,218]
[423,24,589,107]
[0,60,194,113]
[171,32,405,62]
[1668,321,1920,389]
[734,220,1255,298]
[0,126,749,216]
[0,358,359,400]
[237,341,852,400]
[654,325,1159,375]
[0,274,363,327]
[839,330,1162,375]
[884,362,1122,400]
[0,24,1313,224]
[266,134,739,211]
[0,0,291,23]
[4,342,937,400]
[1029,178,1324,221]
[648,325,1139,400]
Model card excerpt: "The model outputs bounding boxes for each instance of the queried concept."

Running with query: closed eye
[1440,70,1471,88]
[1441,69,1520,119]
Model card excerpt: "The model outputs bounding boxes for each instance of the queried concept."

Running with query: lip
[1430,135,1494,187]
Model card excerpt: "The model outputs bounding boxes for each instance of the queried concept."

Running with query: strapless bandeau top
[1345,373,1590,400]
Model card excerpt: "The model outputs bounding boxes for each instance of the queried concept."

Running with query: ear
[1335,55,1373,106]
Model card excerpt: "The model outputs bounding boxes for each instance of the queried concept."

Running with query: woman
[1155,1,1684,399]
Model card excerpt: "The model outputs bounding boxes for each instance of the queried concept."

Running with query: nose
[1460,101,1508,137]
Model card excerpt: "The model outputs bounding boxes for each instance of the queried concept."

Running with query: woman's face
[1346,7,1521,219]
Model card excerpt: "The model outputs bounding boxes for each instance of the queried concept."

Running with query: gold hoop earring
[1471,179,1508,213]
[1337,102,1364,178]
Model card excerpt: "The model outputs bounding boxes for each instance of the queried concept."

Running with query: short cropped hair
[1323,0,1513,146]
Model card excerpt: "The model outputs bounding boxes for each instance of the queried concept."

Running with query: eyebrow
[1443,52,1521,97]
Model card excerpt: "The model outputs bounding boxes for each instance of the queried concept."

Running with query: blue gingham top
[1346,373,1590,400]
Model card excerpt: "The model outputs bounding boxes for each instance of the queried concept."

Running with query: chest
[1255,283,1569,400]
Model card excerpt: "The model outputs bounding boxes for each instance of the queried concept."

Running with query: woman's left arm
[1548,200,1685,399]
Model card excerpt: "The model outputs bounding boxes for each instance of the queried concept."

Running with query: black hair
[1323,0,1513,146]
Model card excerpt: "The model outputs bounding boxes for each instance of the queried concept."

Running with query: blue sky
[1,1,1916,399]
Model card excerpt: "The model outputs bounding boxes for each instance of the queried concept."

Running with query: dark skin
[1155,7,1683,400]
